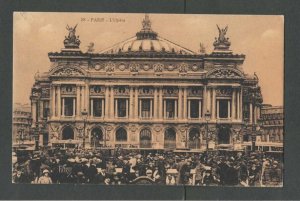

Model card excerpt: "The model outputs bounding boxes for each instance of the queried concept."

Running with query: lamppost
[17,126,25,148]
[204,110,211,156]
[81,109,88,149]
[249,87,263,152]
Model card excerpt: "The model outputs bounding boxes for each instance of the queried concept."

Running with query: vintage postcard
[12,12,283,187]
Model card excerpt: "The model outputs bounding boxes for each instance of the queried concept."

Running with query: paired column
[231,88,236,120]
[129,87,134,119]
[57,86,61,117]
[76,85,80,117]
[153,88,158,119]
[178,87,183,119]
[105,86,109,118]
[183,87,187,119]
[211,87,216,120]
[110,86,115,118]
[158,87,163,119]
[202,86,207,117]
[134,87,139,119]
[249,103,253,123]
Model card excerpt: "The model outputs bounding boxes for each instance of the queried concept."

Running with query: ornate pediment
[50,66,86,77]
[206,68,243,79]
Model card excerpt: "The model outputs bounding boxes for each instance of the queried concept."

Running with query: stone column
[150,99,153,118]
[101,99,105,117]
[207,87,211,113]
[158,87,163,119]
[73,98,76,117]
[134,87,139,119]
[76,86,80,117]
[231,88,236,120]
[187,99,190,119]
[249,103,253,123]
[216,100,219,119]
[57,86,61,117]
[90,99,94,117]
[85,84,90,114]
[39,101,44,119]
[227,100,231,118]
[237,90,240,120]
[105,86,109,119]
[129,87,134,119]
[175,99,178,119]
[62,98,65,117]
[153,88,158,119]
[240,87,243,120]
[178,87,182,119]
[110,86,115,118]
[202,86,207,117]
[51,85,56,117]
[31,100,37,123]
[126,99,129,118]
[183,87,187,119]
[211,87,216,120]
[163,99,166,119]
[115,98,118,118]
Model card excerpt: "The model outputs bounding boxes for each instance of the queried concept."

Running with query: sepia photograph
[12,12,284,187]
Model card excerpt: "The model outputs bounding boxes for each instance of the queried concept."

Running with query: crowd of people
[12,147,283,187]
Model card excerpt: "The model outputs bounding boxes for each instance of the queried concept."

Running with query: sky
[13,12,284,106]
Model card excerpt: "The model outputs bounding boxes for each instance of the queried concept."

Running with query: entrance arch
[91,127,104,148]
[218,125,230,144]
[188,128,200,149]
[116,127,127,142]
[140,128,152,148]
[62,126,74,140]
[164,128,176,149]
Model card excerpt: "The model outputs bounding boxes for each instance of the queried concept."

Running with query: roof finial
[136,14,157,40]
[142,14,152,31]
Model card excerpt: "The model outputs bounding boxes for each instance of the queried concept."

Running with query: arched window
[116,127,127,142]
[164,128,176,149]
[62,126,74,140]
[140,128,152,148]
[188,128,200,149]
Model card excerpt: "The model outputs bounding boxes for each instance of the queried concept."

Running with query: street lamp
[204,110,211,157]
[81,109,88,149]
[17,127,25,147]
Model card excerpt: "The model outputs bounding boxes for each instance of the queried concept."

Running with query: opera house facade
[30,15,263,151]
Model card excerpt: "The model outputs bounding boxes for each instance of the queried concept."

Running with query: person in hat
[202,167,217,186]
[37,169,52,184]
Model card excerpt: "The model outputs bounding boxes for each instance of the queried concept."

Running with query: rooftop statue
[213,24,231,51]
[64,24,81,48]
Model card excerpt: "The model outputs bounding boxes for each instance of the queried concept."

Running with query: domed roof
[99,15,196,55]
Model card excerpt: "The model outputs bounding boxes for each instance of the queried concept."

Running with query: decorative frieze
[216,87,232,97]
[90,85,105,95]
[163,87,179,96]
[61,85,76,95]
[188,87,203,97]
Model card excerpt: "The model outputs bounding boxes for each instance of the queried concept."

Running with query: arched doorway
[164,128,176,149]
[91,127,103,148]
[140,128,152,148]
[188,128,200,149]
[116,127,127,142]
[218,125,230,144]
[62,126,74,140]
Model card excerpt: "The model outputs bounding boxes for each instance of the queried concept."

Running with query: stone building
[30,15,263,150]
[258,104,284,152]
[12,103,32,146]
